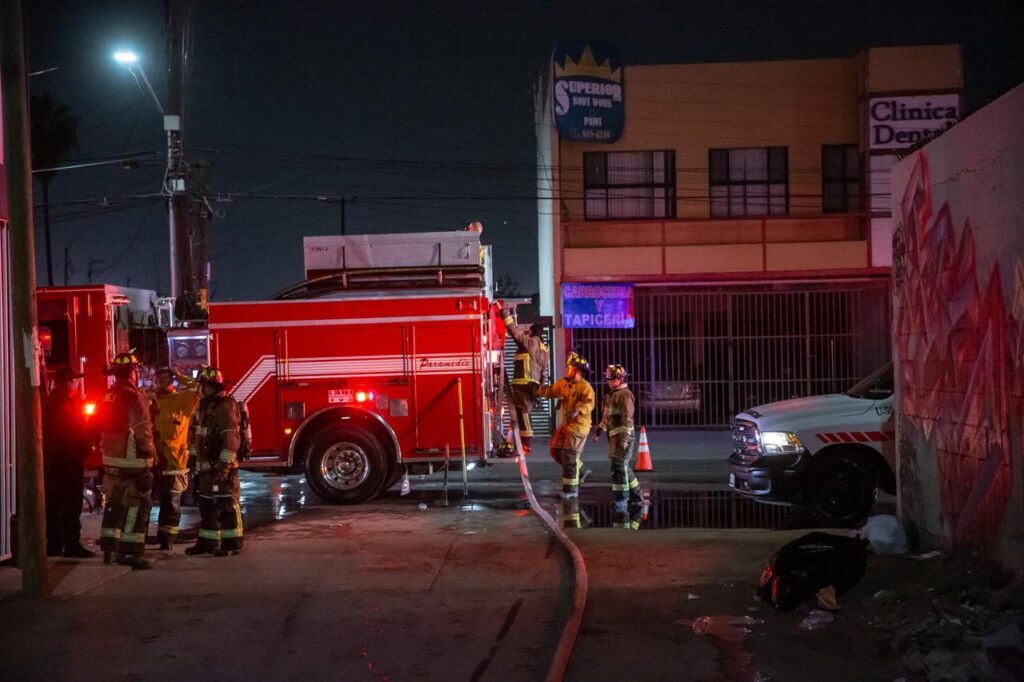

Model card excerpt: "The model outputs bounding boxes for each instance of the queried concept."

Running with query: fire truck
[198,231,510,504]
[36,284,171,469]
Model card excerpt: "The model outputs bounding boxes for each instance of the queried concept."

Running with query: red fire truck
[36,284,171,468]
[200,231,510,504]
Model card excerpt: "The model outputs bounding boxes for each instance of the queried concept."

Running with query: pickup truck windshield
[846,362,894,400]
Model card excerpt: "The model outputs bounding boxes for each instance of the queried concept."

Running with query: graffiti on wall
[893,153,1018,549]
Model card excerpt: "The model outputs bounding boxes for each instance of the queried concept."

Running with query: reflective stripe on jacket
[537,377,595,436]
[99,379,156,470]
[503,315,549,385]
[599,384,635,437]
[190,393,241,469]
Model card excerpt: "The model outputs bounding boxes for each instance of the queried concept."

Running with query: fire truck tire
[305,426,388,504]
[804,450,878,526]
[384,461,403,491]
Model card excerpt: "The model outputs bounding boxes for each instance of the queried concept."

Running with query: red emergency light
[355,391,374,403]
[83,402,97,417]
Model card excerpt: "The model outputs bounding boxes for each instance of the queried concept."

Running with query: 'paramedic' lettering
[418,357,471,370]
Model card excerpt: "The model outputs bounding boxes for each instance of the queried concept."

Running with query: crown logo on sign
[555,45,621,82]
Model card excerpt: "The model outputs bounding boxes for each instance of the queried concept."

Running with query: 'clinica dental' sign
[552,42,624,143]
[868,94,959,150]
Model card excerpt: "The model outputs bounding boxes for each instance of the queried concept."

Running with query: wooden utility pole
[166,0,196,320]
[1,0,51,596]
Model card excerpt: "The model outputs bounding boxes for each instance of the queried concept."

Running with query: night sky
[24,0,1024,301]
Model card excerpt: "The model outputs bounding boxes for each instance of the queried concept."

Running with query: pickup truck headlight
[758,431,806,455]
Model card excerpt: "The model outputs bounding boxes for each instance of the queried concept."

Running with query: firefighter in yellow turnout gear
[537,352,594,498]
[502,308,549,453]
[593,364,644,508]
[186,367,244,556]
[149,368,200,550]
[96,352,157,570]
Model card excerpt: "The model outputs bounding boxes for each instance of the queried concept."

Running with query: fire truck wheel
[305,426,387,504]
[805,451,878,526]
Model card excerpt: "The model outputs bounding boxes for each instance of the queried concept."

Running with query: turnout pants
[194,470,244,552]
[608,432,642,503]
[195,496,245,552]
[99,471,153,559]
[156,473,188,544]
[552,428,587,497]
[45,462,84,552]
[510,384,537,449]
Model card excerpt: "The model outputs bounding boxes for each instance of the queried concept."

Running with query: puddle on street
[238,473,311,529]
[548,490,809,531]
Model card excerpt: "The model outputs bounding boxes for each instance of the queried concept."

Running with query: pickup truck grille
[731,419,762,462]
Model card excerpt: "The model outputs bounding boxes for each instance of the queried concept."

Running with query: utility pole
[63,246,69,285]
[1,0,51,596]
[339,197,346,235]
[194,159,211,314]
[166,0,196,320]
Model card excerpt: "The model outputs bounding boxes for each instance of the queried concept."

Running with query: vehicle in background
[639,380,702,414]
[36,285,171,469]
[187,230,509,505]
[727,362,895,525]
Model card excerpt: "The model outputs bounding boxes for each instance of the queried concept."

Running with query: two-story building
[536,43,961,428]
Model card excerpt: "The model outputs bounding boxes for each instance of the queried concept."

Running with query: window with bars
[709,147,788,217]
[821,144,860,213]
[583,150,676,220]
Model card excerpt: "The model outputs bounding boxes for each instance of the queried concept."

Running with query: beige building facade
[537,45,961,427]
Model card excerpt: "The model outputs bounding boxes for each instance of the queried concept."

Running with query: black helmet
[604,364,627,381]
[110,350,140,378]
[197,366,225,389]
[566,351,590,374]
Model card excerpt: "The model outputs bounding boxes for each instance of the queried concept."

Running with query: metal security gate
[571,282,890,428]
[0,221,14,560]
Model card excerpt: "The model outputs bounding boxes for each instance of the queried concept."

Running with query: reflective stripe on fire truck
[209,313,479,330]
[231,353,478,404]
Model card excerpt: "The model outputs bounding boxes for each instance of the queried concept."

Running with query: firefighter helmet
[604,364,627,381]
[111,351,140,368]
[153,366,174,379]
[565,351,590,374]
[197,366,225,388]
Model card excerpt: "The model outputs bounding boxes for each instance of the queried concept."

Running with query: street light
[113,50,185,303]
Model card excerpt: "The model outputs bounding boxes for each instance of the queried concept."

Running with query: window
[584,150,676,220]
[822,144,860,213]
[709,147,788,217]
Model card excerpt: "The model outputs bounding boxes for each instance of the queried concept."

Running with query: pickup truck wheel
[805,452,877,526]
[305,426,387,504]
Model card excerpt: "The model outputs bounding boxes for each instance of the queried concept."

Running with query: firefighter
[42,366,94,558]
[96,352,156,570]
[149,367,200,550]
[185,366,244,557]
[501,307,549,453]
[537,352,594,499]
[593,364,644,508]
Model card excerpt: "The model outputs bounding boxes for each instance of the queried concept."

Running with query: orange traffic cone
[635,427,653,471]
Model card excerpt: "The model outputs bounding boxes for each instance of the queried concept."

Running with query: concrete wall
[891,84,1024,572]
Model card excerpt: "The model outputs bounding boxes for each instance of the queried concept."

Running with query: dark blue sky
[25,0,1024,301]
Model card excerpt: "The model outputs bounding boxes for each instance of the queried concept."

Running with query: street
[0,431,912,681]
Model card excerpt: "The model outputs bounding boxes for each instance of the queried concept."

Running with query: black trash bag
[756,532,868,610]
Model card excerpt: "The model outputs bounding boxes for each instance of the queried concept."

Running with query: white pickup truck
[727,363,896,525]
